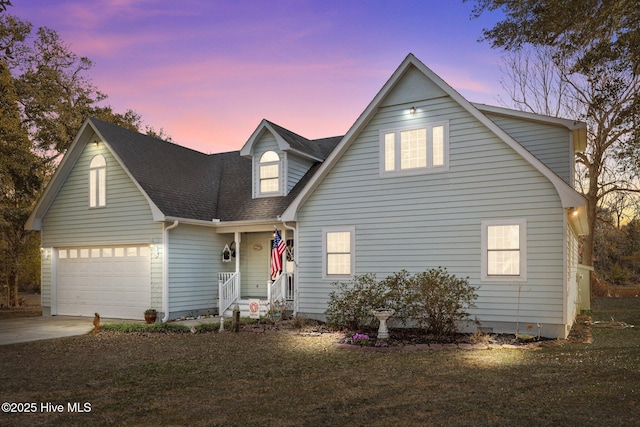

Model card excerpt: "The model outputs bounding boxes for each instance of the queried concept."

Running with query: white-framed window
[258,151,281,195]
[89,154,106,207]
[322,226,355,278]
[380,121,449,175]
[481,219,527,281]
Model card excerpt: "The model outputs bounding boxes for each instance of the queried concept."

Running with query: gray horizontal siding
[40,256,52,314]
[296,95,567,328]
[287,154,314,193]
[42,142,162,246]
[41,140,163,313]
[485,112,572,184]
[167,224,226,315]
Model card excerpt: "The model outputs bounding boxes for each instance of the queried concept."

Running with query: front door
[240,232,271,298]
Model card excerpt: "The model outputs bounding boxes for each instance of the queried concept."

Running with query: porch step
[222,298,265,318]
[221,298,293,318]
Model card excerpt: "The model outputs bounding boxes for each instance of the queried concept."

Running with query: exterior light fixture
[409,107,416,114]
[40,247,50,259]
[149,243,159,258]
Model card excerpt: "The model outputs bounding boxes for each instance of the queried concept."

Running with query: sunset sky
[13,0,506,154]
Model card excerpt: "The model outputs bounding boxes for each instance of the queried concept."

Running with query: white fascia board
[163,216,220,227]
[25,119,94,230]
[283,54,586,220]
[240,120,291,157]
[241,119,323,162]
[90,124,166,222]
[472,103,586,130]
[240,119,272,157]
[26,118,168,229]
[214,218,283,233]
[409,56,586,209]
[473,103,588,153]
[281,56,414,221]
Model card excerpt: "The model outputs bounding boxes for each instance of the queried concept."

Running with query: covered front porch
[216,226,295,317]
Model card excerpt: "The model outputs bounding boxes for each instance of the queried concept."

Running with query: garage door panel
[56,246,151,319]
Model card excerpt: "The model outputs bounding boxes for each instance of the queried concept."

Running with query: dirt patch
[567,313,593,343]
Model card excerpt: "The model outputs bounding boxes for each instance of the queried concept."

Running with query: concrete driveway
[0,316,123,346]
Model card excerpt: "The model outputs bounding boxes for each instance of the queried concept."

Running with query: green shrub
[194,322,222,333]
[399,267,477,338]
[101,322,191,333]
[325,268,477,337]
[325,273,388,330]
[380,269,412,311]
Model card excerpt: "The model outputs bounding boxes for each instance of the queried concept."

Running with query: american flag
[271,229,287,279]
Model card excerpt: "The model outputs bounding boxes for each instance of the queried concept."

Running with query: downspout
[281,220,298,315]
[162,220,179,322]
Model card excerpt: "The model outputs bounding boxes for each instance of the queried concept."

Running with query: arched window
[259,151,280,194]
[89,154,106,207]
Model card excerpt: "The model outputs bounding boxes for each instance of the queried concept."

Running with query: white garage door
[56,246,151,319]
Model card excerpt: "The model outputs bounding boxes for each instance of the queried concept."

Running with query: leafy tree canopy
[469,1,640,269]
[469,0,640,75]
[1,16,141,161]
[0,11,160,304]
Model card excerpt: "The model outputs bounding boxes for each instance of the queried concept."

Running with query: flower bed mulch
[334,313,593,351]
[230,313,592,352]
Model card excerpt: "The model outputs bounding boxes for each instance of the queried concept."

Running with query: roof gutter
[162,220,179,322]
[164,216,220,227]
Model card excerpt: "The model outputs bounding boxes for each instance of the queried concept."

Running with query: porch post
[218,277,223,318]
[281,228,288,301]
[234,231,241,276]
[281,229,287,275]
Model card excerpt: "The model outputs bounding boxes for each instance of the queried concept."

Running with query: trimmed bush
[325,268,477,337]
[399,267,477,338]
[325,273,388,330]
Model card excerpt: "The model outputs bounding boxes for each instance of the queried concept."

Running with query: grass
[1,298,639,426]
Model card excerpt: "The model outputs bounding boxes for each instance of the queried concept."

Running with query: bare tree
[497,45,640,267]
[497,46,579,118]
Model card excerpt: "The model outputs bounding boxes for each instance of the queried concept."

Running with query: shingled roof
[90,118,341,222]
[264,120,331,160]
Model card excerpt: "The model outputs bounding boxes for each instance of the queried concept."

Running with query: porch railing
[268,272,294,304]
[218,272,239,315]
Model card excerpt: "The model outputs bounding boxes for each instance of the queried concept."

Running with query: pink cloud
[96,56,374,153]
[14,1,510,154]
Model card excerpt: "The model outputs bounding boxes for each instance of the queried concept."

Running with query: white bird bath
[372,309,395,340]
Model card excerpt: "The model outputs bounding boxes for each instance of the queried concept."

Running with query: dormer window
[89,154,106,207]
[259,151,280,195]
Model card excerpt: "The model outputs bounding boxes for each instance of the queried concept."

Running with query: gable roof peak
[240,119,326,161]
[281,53,586,221]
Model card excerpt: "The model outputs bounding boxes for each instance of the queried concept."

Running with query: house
[26,54,589,338]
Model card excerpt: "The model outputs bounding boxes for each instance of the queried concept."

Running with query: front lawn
[1,298,639,426]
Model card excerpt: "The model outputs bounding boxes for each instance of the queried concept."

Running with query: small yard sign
[249,299,260,319]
